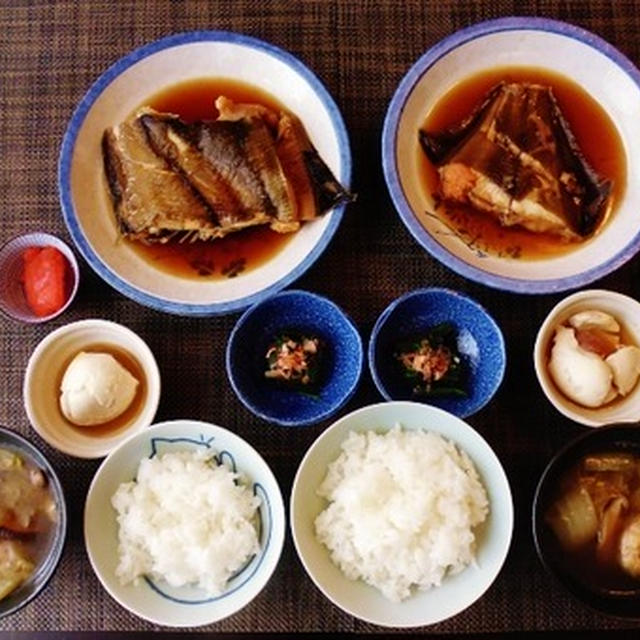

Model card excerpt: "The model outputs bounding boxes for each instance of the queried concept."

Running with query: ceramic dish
[290,401,513,627]
[534,289,640,427]
[226,289,363,427]
[59,31,351,316]
[369,288,505,418]
[382,17,640,293]
[0,233,79,323]
[533,423,640,619]
[84,419,286,627]
[0,426,67,619]
[23,319,161,458]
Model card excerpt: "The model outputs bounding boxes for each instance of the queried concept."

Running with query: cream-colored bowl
[24,319,161,457]
[534,289,640,426]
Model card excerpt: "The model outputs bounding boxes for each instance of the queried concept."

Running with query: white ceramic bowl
[23,319,161,458]
[290,401,513,628]
[84,420,286,627]
[59,31,351,316]
[382,17,640,293]
[0,233,79,323]
[534,289,640,427]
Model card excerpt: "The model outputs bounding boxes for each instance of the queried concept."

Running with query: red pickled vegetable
[21,246,70,317]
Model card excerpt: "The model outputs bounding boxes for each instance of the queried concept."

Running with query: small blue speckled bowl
[369,288,506,418]
[226,290,363,427]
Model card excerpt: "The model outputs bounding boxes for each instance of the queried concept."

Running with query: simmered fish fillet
[102,97,352,242]
[102,117,214,238]
[419,83,612,240]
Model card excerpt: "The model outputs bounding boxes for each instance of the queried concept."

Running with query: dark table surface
[2,0,640,634]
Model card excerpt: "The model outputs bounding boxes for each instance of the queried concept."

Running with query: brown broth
[545,451,640,593]
[417,67,627,260]
[126,77,293,280]
[56,344,147,438]
[0,447,57,570]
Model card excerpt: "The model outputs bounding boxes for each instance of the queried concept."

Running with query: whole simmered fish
[102,97,352,242]
[419,83,612,240]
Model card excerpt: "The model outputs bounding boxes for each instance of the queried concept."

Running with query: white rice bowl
[112,450,260,596]
[290,402,513,628]
[84,420,285,628]
[314,427,488,602]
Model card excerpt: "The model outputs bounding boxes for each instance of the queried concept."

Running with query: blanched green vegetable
[394,323,467,397]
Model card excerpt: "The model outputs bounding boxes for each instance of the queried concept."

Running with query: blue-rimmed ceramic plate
[83,420,285,627]
[382,17,640,293]
[59,31,351,316]
[369,288,505,417]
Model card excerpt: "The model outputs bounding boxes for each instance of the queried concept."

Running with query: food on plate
[314,427,489,601]
[59,351,139,426]
[394,323,466,396]
[0,447,57,600]
[0,541,35,600]
[21,246,71,317]
[102,95,352,244]
[264,333,324,388]
[545,451,640,589]
[420,82,612,241]
[111,449,260,595]
[547,309,640,407]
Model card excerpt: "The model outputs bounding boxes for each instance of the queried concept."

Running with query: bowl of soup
[0,426,66,619]
[533,424,640,618]
[382,17,640,293]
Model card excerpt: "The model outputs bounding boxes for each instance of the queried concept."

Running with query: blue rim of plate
[225,289,364,427]
[381,16,640,294]
[58,31,351,316]
[367,287,506,417]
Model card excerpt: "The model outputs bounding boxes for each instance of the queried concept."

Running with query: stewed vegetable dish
[0,448,57,600]
[546,451,640,591]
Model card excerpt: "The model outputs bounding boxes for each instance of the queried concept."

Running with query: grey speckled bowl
[0,426,66,619]
[226,290,363,427]
[368,288,506,417]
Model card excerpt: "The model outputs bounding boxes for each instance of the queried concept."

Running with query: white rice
[314,426,489,601]
[111,449,260,596]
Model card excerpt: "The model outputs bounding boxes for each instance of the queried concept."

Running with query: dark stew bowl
[533,423,640,619]
[0,426,67,618]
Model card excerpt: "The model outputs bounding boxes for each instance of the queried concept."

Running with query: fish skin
[102,117,214,240]
[102,97,352,242]
[419,83,612,240]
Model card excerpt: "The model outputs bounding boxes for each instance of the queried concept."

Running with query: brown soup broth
[1,447,56,565]
[546,452,640,593]
[55,343,147,438]
[126,77,293,280]
[418,67,627,260]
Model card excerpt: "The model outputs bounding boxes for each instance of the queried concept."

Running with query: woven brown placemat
[1,0,640,633]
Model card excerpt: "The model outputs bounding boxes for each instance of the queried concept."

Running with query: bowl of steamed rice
[84,419,285,628]
[290,401,513,627]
